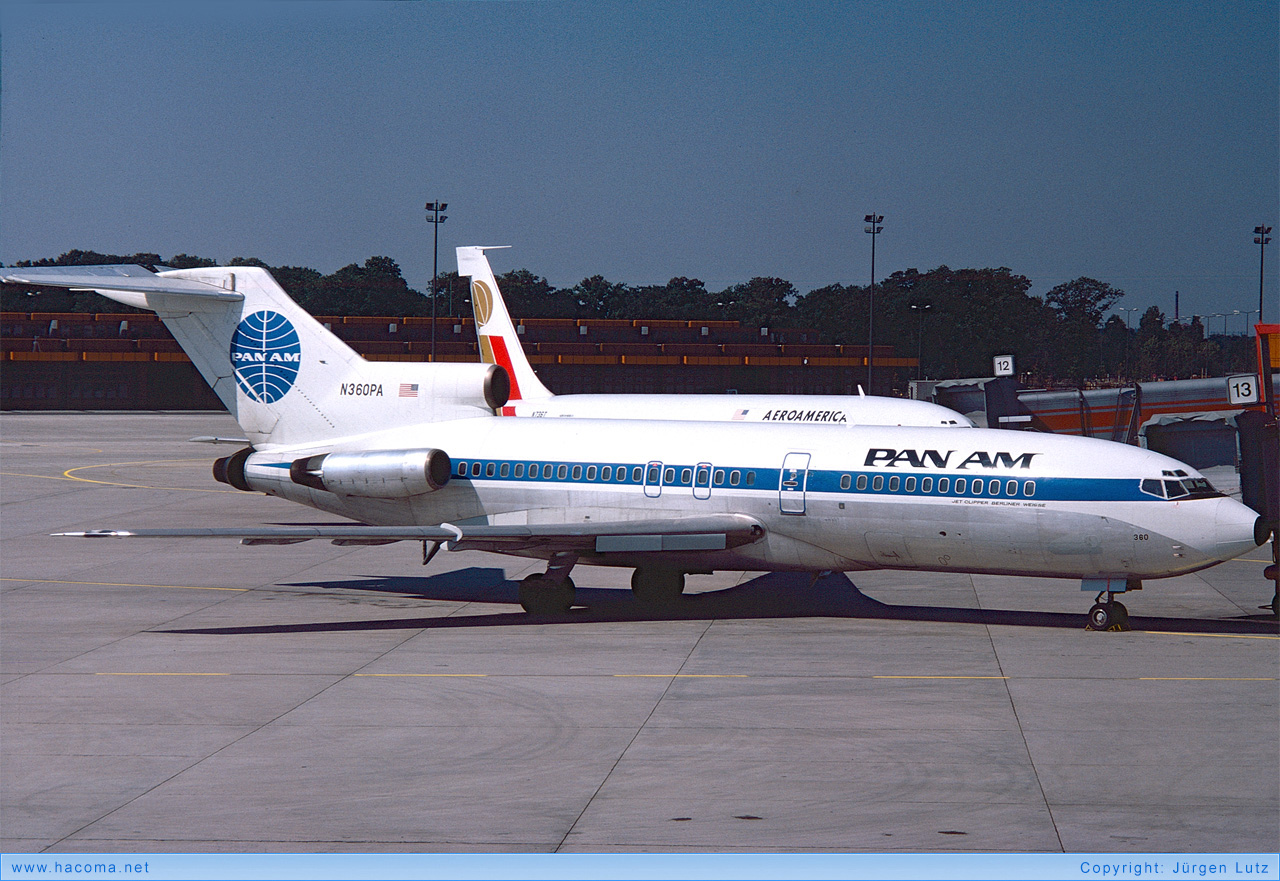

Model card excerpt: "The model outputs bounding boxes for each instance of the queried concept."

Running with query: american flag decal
[732,409,749,421]
[399,383,419,398]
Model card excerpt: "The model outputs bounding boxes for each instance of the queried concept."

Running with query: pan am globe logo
[230,310,302,403]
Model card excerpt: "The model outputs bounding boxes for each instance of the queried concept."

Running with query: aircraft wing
[54,514,766,554]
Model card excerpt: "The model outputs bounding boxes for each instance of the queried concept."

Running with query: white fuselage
[501,394,974,427]
[241,418,1260,581]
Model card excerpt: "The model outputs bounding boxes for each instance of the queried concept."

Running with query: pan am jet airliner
[457,246,975,427]
[3,260,1264,629]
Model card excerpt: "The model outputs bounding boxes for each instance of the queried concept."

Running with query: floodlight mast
[1255,225,1272,328]
[864,213,883,392]
[426,201,449,361]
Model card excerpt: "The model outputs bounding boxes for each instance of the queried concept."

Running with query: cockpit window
[1143,476,1222,500]
[1181,476,1221,498]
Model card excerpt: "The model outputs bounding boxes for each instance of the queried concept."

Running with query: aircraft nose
[1212,497,1265,562]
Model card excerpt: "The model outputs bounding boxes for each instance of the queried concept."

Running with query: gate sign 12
[993,355,1014,377]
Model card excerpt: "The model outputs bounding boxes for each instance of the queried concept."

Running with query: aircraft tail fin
[456,246,554,406]
[3,265,505,448]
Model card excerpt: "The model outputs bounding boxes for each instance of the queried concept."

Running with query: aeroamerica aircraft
[3,261,1265,629]
[458,246,974,427]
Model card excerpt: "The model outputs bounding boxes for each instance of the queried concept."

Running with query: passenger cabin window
[631,466,643,481]
[953,478,965,493]
[921,477,933,492]
[500,463,510,478]
[889,476,900,492]
[905,476,916,492]
[587,466,597,480]
[989,481,1000,496]
[856,475,867,490]
[485,463,495,477]
[872,475,884,491]
[730,470,741,486]
[681,468,692,484]
[543,464,553,479]
[1005,479,1017,496]
[1024,480,1035,496]
[647,465,661,484]
[557,465,568,479]
[840,474,851,490]
[457,461,468,477]
[572,465,582,480]
[664,467,676,484]
[714,470,725,485]
[746,471,756,486]
[602,466,612,481]
[471,462,481,477]
[515,463,525,478]
[971,478,983,494]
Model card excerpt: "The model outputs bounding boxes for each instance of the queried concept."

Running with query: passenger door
[778,452,810,514]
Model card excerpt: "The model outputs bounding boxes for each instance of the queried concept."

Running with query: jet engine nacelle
[213,447,253,492]
[426,363,510,412]
[289,448,452,498]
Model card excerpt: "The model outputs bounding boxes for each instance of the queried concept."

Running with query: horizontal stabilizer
[54,514,766,555]
[3,266,243,301]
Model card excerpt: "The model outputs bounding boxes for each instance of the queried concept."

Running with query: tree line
[2,249,1257,384]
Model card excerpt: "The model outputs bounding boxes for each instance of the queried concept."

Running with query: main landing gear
[516,563,691,616]
[517,553,577,617]
[1085,578,1141,632]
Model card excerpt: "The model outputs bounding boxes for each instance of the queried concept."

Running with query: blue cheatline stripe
[303,453,1157,503]
[255,453,1175,503]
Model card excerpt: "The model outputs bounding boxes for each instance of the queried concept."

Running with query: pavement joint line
[0,577,246,592]
[95,672,229,676]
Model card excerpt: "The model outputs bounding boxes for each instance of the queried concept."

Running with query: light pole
[910,303,932,379]
[1243,309,1260,335]
[425,201,448,361]
[1255,225,1272,326]
[864,213,883,392]
[1118,308,1139,381]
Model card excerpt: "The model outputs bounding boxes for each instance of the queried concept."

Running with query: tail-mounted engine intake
[289,448,452,498]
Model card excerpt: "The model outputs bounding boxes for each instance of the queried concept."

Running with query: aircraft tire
[1087,601,1130,632]
[518,574,575,616]
[631,568,685,606]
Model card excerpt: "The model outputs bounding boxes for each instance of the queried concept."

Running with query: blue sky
[2,1,1276,326]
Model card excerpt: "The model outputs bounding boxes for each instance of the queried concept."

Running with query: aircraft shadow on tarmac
[162,569,1280,637]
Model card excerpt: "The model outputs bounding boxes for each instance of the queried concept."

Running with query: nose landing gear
[1084,578,1140,631]
[1087,596,1129,631]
